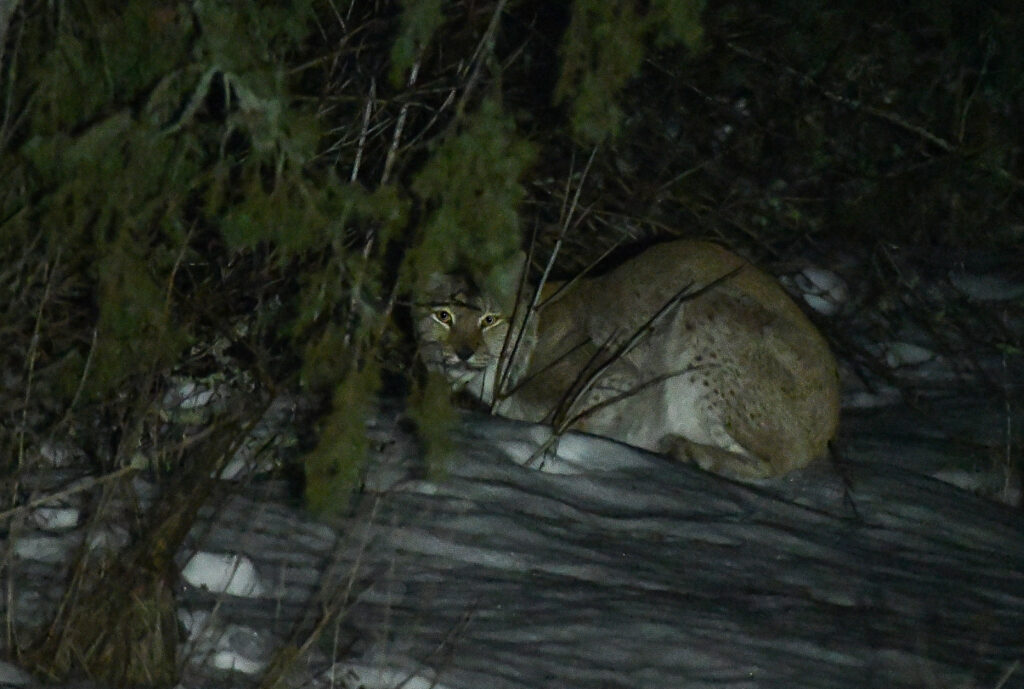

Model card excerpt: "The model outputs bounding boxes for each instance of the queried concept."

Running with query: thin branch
[550,265,743,431]
[537,239,621,312]
[349,78,376,183]
[538,146,599,304]
[726,41,1024,190]
[559,366,702,432]
[726,42,953,152]
[343,65,419,351]
[0,466,136,524]
[993,660,1020,689]
[498,338,594,402]
[454,0,509,119]
[493,147,600,404]
[518,267,744,468]
[400,83,457,151]
[258,496,382,689]
[57,327,98,429]
[956,35,993,145]
[381,61,419,185]
[0,1,28,159]
[17,247,60,469]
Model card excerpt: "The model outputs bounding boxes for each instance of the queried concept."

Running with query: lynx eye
[480,314,500,328]
[433,309,453,325]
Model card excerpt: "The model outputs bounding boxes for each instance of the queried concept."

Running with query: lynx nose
[455,345,474,362]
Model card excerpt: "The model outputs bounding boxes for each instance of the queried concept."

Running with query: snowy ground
[2,263,1023,689]
[4,398,1022,689]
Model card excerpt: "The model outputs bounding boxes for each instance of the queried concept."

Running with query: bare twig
[534,150,636,311]
[560,367,701,432]
[552,266,743,432]
[517,267,743,468]
[454,0,509,119]
[0,0,28,158]
[956,35,993,145]
[493,147,600,404]
[17,248,60,469]
[400,83,457,151]
[381,61,418,185]
[164,223,193,323]
[726,42,954,152]
[0,0,17,49]
[341,63,418,352]
[57,327,98,428]
[726,41,1024,190]
[324,0,346,33]
[393,607,475,689]
[161,67,218,135]
[349,78,376,183]
[0,466,136,523]
[541,147,599,300]
[536,240,621,312]
[258,496,382,689]
[994,660,1020,689]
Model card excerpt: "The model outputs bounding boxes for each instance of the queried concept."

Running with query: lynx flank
[414,240,840,478]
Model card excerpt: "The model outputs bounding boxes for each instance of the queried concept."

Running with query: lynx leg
[658,434,774,479]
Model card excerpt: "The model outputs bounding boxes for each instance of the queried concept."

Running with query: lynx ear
[484,250,527,309]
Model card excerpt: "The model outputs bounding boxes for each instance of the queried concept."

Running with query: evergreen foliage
[303,362,380,514]
[556,0,704,142]
[3,1,328,404]
[390,0,444,85]
[408,96,535,283]
[406,372,458,480]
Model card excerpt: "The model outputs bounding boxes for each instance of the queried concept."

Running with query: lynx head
[413,251,535,403]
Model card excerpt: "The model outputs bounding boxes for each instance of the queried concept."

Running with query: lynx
[414,240,840,478]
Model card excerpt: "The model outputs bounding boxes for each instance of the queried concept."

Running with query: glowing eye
[480,314,499,327]
[433,309,453,324]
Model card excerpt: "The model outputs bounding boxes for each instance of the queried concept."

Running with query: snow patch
[498,427,656,474]
[802,293,836,315]
[163,379,217,410]
[86,525,131,554]
[12,534,73,563]
[551,432,654,472]
[949,271,1024,302]
[870,341,936,368]
[179,610,270,675]
[931,468,1023,507]
[217,453,276,480]
[495,438,542,466]
[334,664,455,689]
[36,440,84,467]
[0,660,33,686]
[181,552,267,597]
[787,267,847,316]
[30,506,80,530]
[209,630,268,675]
[178,608,210,637]
[842,387,902,409]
